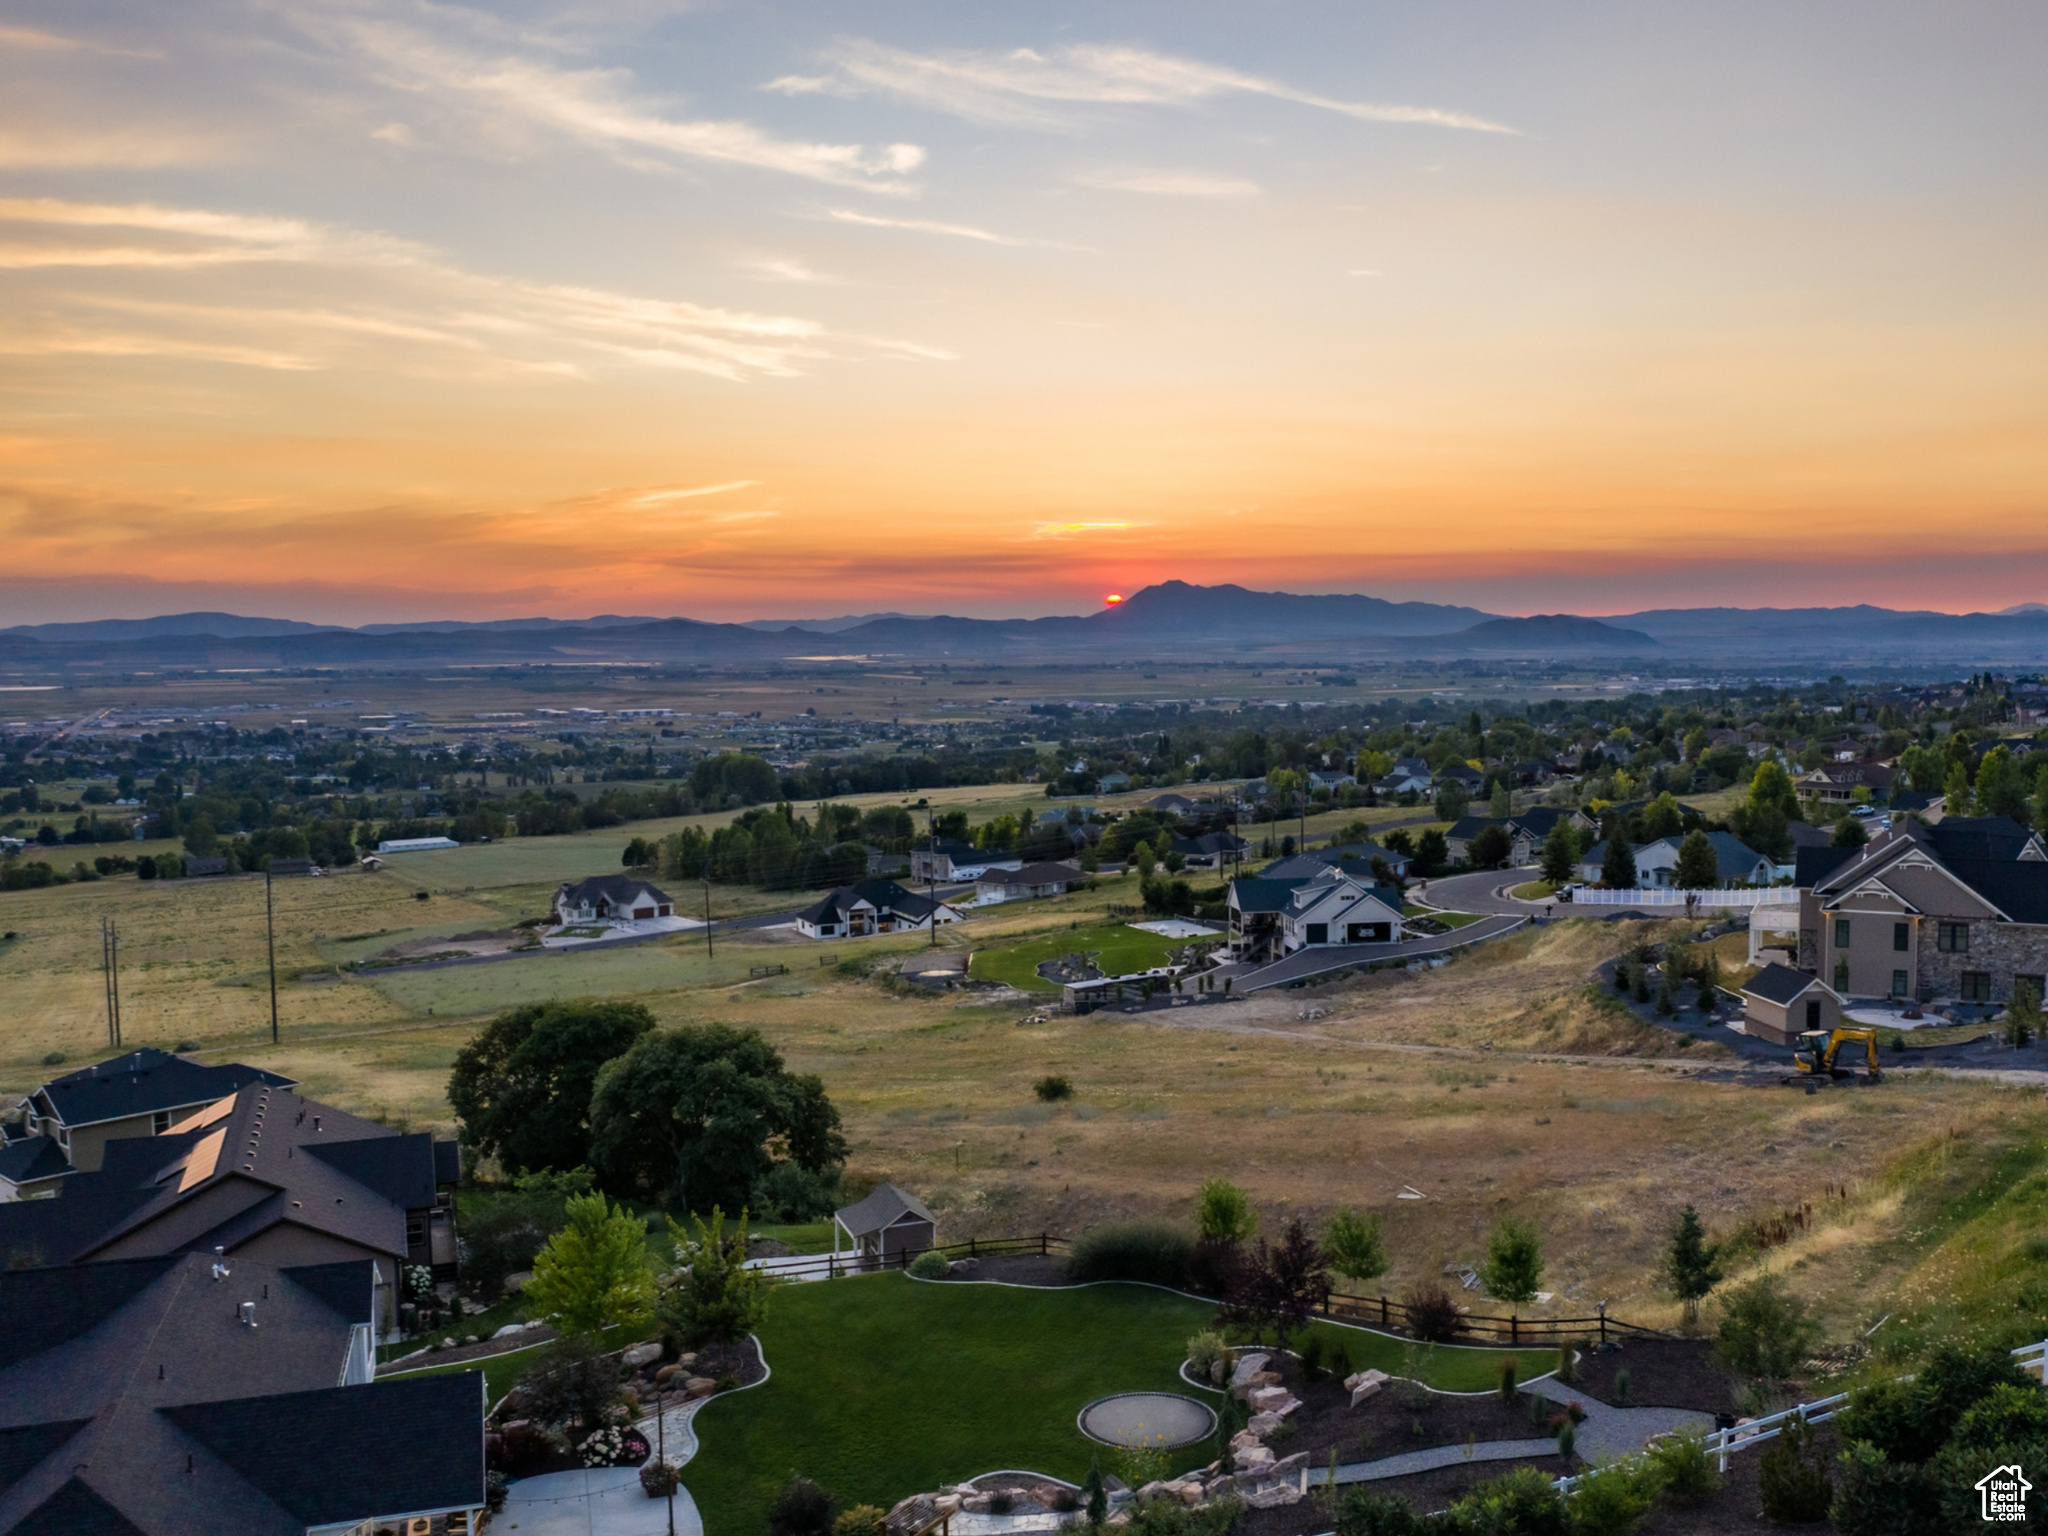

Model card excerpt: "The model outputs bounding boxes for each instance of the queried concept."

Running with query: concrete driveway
[497,1468,702,1536]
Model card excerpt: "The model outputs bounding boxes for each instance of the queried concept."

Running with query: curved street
[1411,866,1553,918]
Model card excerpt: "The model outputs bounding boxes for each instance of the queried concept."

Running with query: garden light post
[659,1403,673,1535]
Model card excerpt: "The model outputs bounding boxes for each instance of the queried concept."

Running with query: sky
[1,0,2045,626]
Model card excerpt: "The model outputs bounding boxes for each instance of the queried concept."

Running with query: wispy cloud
[0,198,949,382]
[288,6,927,191]
[770,39,1516,135]
[1071,168,1259,197]
[620,481,760,505]
[1032,521,1142,539]
[736,255,838,284]
[0,23,158,57]
[827,208,1087,253]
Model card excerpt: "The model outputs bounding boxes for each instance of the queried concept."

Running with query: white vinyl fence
[1562,885,1798,910]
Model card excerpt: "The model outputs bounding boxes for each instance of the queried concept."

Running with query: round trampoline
[1077,1391,1217,1450]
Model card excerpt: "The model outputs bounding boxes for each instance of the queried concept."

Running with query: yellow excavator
[1785,1026,1883,1085]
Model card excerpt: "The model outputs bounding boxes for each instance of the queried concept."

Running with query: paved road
[1411,867,1551,918]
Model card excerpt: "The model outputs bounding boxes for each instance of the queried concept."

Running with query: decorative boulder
[1229,1429,1264,1452]
[1228,1353,1272,1392]
[621,1342,662,1369]
[1248,1386,1292,1415]
[1346,1369,1390,1408]
[1232,1445,1275,1473]
[682,1376,718,1400]
[1135,1482,1172,1504]
[654,1364,679,1386]
[1247,1411,1283,1436]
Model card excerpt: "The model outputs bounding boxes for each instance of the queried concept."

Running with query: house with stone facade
[1795,816,2048,1004]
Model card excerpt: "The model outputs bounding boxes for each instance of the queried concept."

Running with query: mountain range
[2,581,2045,672]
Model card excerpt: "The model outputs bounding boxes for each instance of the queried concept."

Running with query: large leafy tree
[521,1190,656,1338]
[1540,819,1580,886]
[588,1025,847,1213]
[447,1001,655,1176]
[1323,1208,1388,1295]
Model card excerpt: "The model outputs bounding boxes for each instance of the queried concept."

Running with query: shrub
[1324,1208,1389,1292]
[1565,1460,1655,1535]
[1834,1377,1944,1465]
[491,1419,563,1476]
[1953,1381,2048,1448]
[907,1249,950,1280]
[1557,1420,1576,1460]
[460,1168,593,1299]
[987,1493,1014,1515]
[1446,1467,1569,1534]
[1400,1280,1466,1343]
[1714,1273,1819,1389]
[1300,1333,1326,1381]
[1613,1368,1630,1405]
[517,1339,625,1437]
[40,1051,64,1066]
[1329,1338,1353,1381]
[658,1206,774,1349]
[1757,1416,1831,1523]
[1065,1220,1195,1287]
[1643,1430,1716,1506]
[768,1477,836,1536]
[1498,1357,1519,1404]
[1555,1343,1578,1384]
[1034,1074,1075,1102]
[1185,1330,1229,1381]
[1195,1178,1258,1245]
[1829,1440,1939,1534]
[1332,1487,1431,1536]
[1482,1217,1544,1303]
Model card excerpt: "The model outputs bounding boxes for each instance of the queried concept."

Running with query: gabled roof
[555,873,671,906]
[0,1135,70,1188]
[1785,821,1836,849]
[304,1132,441,1213]
[0,1251,479,1536]
[835,1182,934,1238]
[1508,806,1582,837]
[25,1049,296,1130]
[1943,860,2048,925]
[161,1374,484,1527]
[1796,844,1859,887]
[1229,877,1311,914]
[1172,831,1246,856]
[797,879,952,925]
[1447,816,1506,841]
[1742,962,1837,1006]
[1926,815,2042,863]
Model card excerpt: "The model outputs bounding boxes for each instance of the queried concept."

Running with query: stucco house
[794,880,963,939]
[553,874,674,925]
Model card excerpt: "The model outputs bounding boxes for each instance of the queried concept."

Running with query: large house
[1794,815,2048,1004]
[1227,866,1406,962]
[975,862,1084,905]
[793,880,964,939]
[0,1252,484,1534]
[9,1048,295,1183]
[1171,830,1249,870]
[553,874,674,925]
[1796,762,1898,805]
[0,1052,462,1320]
[1576,832,1774,889]
[1446,808,1594,867]
[1261,840,1410,884]
[1373,757,1434,798]
[908,839,1021,883]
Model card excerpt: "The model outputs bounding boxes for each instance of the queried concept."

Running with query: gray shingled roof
[835,1182,934,1238]
[1742,962,1830,1006]
[25,1049,296,1130]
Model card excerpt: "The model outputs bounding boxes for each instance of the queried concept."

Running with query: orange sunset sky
[2,2,2045,624]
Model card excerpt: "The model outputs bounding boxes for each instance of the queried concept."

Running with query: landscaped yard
[683,1274,1559,1535]
[968,923,1184,993]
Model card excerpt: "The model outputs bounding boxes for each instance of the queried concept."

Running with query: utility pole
[265,868,279,1045]
[927,805,938,949]
[101,916,121,1050]
[659,1399,674,1536]
[703,878,713,958]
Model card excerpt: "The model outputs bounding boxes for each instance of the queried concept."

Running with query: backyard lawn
[684,1275,1558,1534]
[968,923,1183,993]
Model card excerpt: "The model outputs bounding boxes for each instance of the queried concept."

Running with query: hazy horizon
[3,2,2046,625]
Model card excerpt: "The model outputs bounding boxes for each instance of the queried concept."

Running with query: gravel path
[1307,1438,1561,1484]
[1522,1378,1714,1461]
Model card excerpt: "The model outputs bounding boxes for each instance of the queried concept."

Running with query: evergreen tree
[1541,819,1579,886]
[1672,828,1719,889]
[1600,830,1637,889]
[1666,1205,1723,1325]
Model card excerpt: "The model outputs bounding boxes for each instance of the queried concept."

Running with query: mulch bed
[1256,1353,1560,1469]
[382,1323,559,1372]
[1572,1337,1737,1414]
[931,1252,1073,1287]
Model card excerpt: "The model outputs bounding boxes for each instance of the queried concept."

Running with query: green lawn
[684,1276,1558,1534]
[968,923,1182,993]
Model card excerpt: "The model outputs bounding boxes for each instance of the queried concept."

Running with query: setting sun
[1104,594,1125,606]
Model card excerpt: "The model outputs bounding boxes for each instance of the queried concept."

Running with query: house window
[1305,923,1328,945]
[1833,958,1849,992]
[153,1110,172,1135]
[1891,970,1910,998]
[1833,919,1851,949]
[1893,922,1910,952]
[1960,971,1992,1003]
[1937,922,1970,953]
[405,1212,427,1254]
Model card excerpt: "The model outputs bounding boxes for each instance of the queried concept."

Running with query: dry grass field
[6,839,2036,1354]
